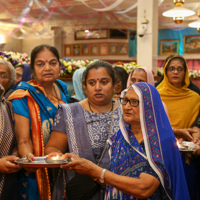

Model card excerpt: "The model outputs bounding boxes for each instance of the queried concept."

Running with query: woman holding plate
[45,60,122,200]
[57,82,190,200]
[8,44,69,200]
[157,55,200,199]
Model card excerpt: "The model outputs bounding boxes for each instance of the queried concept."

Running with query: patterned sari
[0,84,17,199]
[8,79,69,200]
[106,83,190,200]
[52,101,122,200]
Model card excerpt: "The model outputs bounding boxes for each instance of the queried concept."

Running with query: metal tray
[179,141,199,152]
[15,156,70,168]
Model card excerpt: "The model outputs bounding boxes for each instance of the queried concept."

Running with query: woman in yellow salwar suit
[157,55,200,200]
[157,55,200,129]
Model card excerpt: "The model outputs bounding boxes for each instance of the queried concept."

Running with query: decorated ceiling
[0,0,199,38]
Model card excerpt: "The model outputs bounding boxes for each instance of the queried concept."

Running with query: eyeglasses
[0,74,9,79]
[120,98,139,107]
[167,66,184,72]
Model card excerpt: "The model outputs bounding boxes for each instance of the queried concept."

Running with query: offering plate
[45,155,69,164]
[178,141,199,152]
[15,156,70,168]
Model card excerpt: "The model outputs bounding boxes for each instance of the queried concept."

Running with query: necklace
[88,100,114,113]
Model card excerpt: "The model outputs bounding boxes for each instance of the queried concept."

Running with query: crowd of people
[0,44,200,200]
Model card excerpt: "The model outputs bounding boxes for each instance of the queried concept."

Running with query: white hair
[0,60,16,86]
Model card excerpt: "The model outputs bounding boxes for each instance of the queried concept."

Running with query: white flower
[81,60,85,65]
[76,60,81,66]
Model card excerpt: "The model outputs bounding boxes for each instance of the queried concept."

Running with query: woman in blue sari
[60,82,190,200]
[8,44,69,200]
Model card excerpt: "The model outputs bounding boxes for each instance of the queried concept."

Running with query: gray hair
[0,60,16,86]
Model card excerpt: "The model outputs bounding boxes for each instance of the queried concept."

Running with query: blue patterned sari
[106,82,190,200]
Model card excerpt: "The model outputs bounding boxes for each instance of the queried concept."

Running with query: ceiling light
[188,19,200,31]
[188,0,200,32]
[173,16,184,24]
[174,0,184,7]
[162,0,195,24]
[162,6,195,18]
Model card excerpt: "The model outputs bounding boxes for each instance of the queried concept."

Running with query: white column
[137,0,158,74]
[51,27,66,58]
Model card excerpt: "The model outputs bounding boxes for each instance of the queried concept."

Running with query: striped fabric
[0,84,15,197]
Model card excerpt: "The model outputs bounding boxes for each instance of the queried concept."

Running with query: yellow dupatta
[157,56,200,129]
[8,80,65,200]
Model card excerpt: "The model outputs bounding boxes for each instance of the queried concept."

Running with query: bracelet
[93,169,107,182]
[99,169,107,183]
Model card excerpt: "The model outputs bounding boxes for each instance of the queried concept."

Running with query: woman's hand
[46,152,63,158]
[193,137,200,145]
[193,147,200,156]
[23,152,35,162]
[173,128,196,141]
[0,155,22,173]
[22,153,38,172]
[60,153,99,177]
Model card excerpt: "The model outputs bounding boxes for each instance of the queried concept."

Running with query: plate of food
[178,141,199,152]
[15,156,70,168]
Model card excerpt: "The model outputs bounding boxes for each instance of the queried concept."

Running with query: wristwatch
[99,169,107,183]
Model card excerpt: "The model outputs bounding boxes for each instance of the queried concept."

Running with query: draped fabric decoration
[0,0,138,38]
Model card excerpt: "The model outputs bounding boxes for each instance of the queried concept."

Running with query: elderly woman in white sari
[127,66,198,142]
